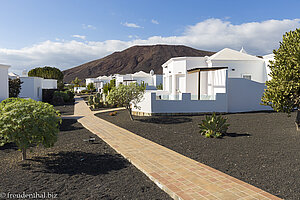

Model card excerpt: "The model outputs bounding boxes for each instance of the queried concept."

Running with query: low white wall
[134,92,153,113]
[227,78,272,112]
[0,65,10,101]
[133,92,228,114]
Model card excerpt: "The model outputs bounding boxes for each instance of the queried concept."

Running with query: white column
[171,74,176,100]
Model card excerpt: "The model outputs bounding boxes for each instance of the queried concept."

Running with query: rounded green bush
[0,98,61,160]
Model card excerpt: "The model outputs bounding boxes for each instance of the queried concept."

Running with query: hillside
[63,44,215,83]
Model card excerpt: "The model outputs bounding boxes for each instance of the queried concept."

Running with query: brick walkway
[74,97,281,200]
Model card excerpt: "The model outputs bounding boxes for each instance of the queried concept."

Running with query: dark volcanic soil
[0,107,171,199]
[96,110,300,200]
[54,103,74,115]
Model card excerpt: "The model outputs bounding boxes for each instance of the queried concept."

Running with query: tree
[9,78,23,97]
[71,77,82,87]
[0,98,61,160]
[261,28,300,130]
[103,79,116,95]
[28,66,64,90]
[87,83,95,92]
[107,83,145,120]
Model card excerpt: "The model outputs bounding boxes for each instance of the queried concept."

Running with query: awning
[187,67,228,74]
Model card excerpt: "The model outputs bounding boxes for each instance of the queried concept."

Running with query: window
[37,87,40,97]
[242,74,251,80]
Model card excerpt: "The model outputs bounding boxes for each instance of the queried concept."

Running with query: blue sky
[0,0,299,73]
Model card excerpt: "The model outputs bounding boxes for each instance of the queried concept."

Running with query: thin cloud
[128,35,139,39]
[72,35,86,40]
[1,18,299,73]
[151,19,159,24]
[82,24,96,30]
[122,22,142,28]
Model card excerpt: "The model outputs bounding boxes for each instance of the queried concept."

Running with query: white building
[19,77,57,101]
[86,75,113,92]
[133,48,274,115]
[0,64,10,101]
[85,70,163,92]
[115,70,162,87]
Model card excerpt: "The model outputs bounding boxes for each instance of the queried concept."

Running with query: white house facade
[86,75,113,92]
[0,64,10,101]
[19,77,57,101]
[133,48,274,115]
[115,70,162,87]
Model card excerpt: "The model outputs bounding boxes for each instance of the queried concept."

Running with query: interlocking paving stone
[74,97,281,200]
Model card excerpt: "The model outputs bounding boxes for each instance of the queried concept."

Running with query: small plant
[109,111,117,116]
[156,83,163,90]
[198,113,230,138]
[88,93,103,109]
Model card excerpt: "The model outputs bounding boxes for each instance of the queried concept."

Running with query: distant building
[85,70,163,93]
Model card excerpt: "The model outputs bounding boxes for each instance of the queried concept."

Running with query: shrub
[42,89,58,103]
[0,98,61,160]
[198,113,230,138]
[156,83,163,90]
[9,78,23,97]
[88,93,103,109]
[52,90,74,104]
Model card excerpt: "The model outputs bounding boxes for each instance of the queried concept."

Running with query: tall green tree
[107,83,145,120]
[87,83,95,92]
[9,78,23,97]
[0,98,61,160]
[261,28,300,130]
[28,66,64,90]
[103,79,116,95]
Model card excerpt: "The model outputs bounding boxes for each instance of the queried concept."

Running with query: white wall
[42,79,57,89]
[186,72,198,98]
[153,75,163,86]
[186,57,207,70]
[133,92,228,114]
[212,60,266,83]
[0,64,10,101]
[19,77,43,101]
[227,78,272,112]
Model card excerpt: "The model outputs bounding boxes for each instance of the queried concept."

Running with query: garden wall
[132,92,228,115]
[227,78,272,112]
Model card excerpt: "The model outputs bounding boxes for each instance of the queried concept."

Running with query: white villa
[0,64,10,102]
[19,76,57,101]
[86,75,113,93]
[132,48,274,115]
[115,70,162,87]
[86,70,163,92]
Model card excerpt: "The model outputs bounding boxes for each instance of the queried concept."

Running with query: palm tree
[71,77,82,87]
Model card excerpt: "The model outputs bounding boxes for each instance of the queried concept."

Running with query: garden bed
[96,110,300,200]
[0,109,171,199]
[54,102,74,115]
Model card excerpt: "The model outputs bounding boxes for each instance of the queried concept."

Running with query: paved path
[74,97,281,200]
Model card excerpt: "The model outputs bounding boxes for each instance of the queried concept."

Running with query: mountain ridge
[63,44,215,83]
